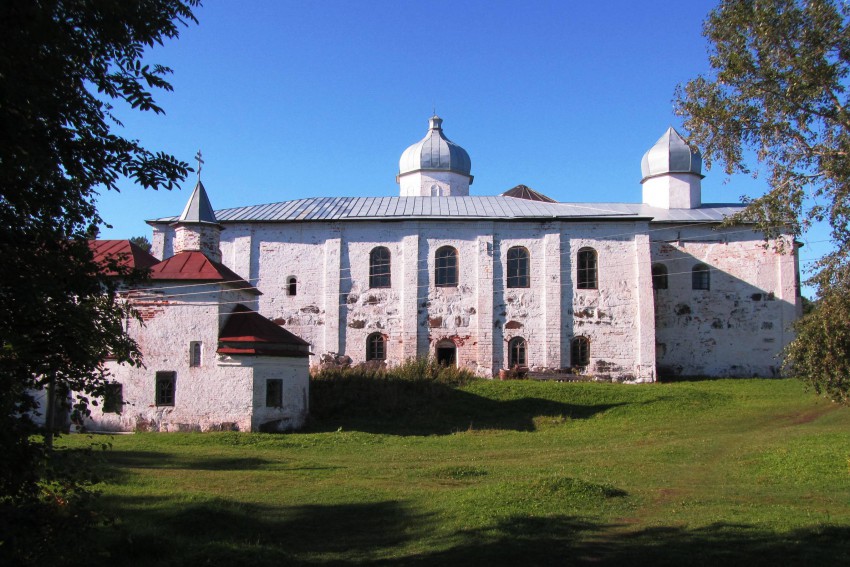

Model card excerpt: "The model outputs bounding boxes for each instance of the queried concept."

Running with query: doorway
[436,341,457,367]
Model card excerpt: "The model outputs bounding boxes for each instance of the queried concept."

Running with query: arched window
[692,264,710,290]
[366,333,386,361]
[652,264,668,290]
[507,246,530,288]
[508,337,527,368]
[369,247,391,288]
[577,248,597,289]
[287,276,297,296]
[571,336,590,367]
[435,246,458,287]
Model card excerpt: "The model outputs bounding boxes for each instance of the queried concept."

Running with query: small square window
[189,341,202,367]
[103,383,123,414]
[266,379,283,408]
[156,371,176,406]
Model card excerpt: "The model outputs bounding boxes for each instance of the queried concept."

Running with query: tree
[130,235,153,253]
[675,0,850,402]
[0,1,198,562]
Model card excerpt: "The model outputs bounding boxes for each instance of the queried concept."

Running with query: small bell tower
[172,150,224,262]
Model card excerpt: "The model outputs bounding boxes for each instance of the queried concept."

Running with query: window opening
[369,247,391,288]
[435,246,458,287]
[103,383,123,414]
[266,379,283,408]
[436,341,457,366]
[652,264,668,290]
[577,248,597,289]
[287,276,297,296]
[692,264,710,290]
[366,333,386,361]
[508,337,527,367]
[507,247,530,288]
[571,337,590,367]
[189,341,202,367]
[155,371,176,406]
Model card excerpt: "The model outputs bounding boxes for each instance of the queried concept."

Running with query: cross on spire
[195,149,204,181]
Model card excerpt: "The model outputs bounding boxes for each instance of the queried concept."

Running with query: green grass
[60,378,850,566]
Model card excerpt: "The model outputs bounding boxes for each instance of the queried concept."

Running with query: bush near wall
[309,358,477,420]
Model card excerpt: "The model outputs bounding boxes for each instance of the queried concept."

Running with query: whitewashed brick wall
[85,285,309,432]
[651,226,799,377]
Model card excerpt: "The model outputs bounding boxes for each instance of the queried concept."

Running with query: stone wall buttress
[324,233,342,356]
[476,233,495,376]
[543,230,563,369]
[401,232,420,361]
[634,231,657,381]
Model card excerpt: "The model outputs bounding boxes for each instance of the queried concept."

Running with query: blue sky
[95,0,828,294]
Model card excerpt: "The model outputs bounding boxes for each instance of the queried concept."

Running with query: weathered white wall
[651,226,800,377]
[243,356,309,431]
[84,284,309,432]
[149,214,798,382]
[562,222,656,382]
[205,219,661,381]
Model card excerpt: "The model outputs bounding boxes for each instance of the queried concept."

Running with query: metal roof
[398,116,472,177]
[178,180,218,223]
[500,184,557,203]
[149,251,260,294]
[90,239,159,275]
[641,127,703,182]
[149,196,745,224]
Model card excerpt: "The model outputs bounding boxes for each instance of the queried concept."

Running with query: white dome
[641,127,702,182]
[399,116,472,177]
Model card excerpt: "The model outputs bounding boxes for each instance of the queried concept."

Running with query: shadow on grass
[103,451,275,471]
[92,494,850,567]
[95,495,432,566]
[308,378,624,435]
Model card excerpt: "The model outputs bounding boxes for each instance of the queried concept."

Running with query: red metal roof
[218,304,310,357]
[90,240,159,276]
[500,184,557,203]
[149,251,259,294]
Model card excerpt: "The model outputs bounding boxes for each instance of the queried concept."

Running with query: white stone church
[140,116,801,383]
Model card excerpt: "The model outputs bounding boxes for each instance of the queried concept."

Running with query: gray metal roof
[398,116,472,177]
[178,180,218,223]
[150,196,745,224]
[641,127,703,182]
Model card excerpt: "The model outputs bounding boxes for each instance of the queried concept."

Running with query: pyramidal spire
[172,150,223,262]
[179,179,218,223]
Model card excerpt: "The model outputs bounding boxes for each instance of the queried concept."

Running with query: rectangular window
[103,383,123,414]
[155,371,176,406]
[189,341,202,367]
[266,379,283,408]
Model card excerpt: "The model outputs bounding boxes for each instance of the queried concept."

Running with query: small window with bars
[369,247,391,288]
[155,371,176,406]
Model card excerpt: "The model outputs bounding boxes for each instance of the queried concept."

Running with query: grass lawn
[61,378,850,566]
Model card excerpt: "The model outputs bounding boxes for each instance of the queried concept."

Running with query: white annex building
[141,116,802,384]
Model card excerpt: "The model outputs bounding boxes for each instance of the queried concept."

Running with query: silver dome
[399,116,472,177]
[641,127,702,181]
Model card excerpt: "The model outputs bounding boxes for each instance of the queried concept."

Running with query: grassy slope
[62,379,850,566]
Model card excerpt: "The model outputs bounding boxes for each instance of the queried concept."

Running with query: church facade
[149,117,801,382]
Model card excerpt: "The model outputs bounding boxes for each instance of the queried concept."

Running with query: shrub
[309,358,477,420]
